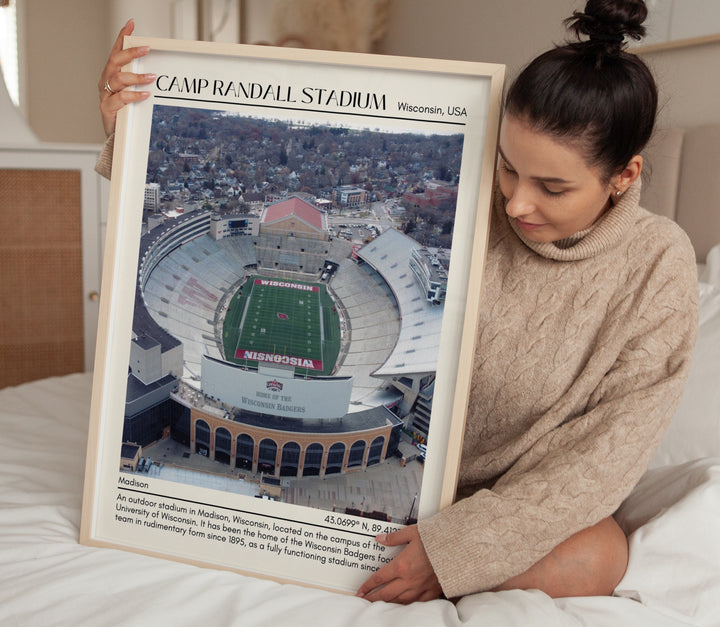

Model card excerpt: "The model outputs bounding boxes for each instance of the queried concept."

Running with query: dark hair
[504,0,657,182]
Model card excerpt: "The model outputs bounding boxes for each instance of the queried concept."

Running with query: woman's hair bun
[565,0,648,52]
[505,0,657,180]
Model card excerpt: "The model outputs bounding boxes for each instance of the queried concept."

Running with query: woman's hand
[98,19,155,137]
[356,525,442,604]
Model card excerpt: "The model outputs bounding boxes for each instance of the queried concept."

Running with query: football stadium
[123,193,449,519]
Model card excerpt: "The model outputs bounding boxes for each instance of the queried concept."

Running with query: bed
[2,126,720,626]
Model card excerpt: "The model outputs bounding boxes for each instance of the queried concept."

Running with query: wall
[17,0,720,144]
[379,0,574,80]
[643,0,720,46]
[24,0,108,143]
[106,0,176,41]
[379,0,720,131]
[639,39,720,128]
[22,0,177,145]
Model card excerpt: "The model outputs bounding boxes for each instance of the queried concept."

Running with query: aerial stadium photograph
[119,103,464,525]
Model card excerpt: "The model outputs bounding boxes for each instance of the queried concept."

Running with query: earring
[615,190,622,197]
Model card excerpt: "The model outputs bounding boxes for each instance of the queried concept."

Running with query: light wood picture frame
[80,35,504,594]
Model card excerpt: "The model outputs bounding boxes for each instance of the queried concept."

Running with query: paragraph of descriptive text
[114,484,394,572]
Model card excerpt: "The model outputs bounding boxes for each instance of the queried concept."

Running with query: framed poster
[80,36,504,594]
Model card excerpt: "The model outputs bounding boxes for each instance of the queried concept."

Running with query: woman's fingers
[98,18,137,88]
[103,71,156,96]
[100,87,152,114]
[99,87,151,136]
[374,526,416,547]
[111,18,135,54]
[98,48,151,97]
[98,19,153,137]
[98,18,150,98]
[356,525,442,604]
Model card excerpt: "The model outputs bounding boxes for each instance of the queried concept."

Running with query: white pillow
[649,244,720,468]
[698,242,720,287]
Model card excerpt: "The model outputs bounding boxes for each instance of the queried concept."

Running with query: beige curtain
[270,0,390,52]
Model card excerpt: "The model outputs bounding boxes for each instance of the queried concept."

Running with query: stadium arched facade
[172,399,394,478]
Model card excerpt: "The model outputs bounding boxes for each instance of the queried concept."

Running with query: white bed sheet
[1,373,718,627]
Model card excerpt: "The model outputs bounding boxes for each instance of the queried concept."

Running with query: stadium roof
[357,228,445,377]
[228,402,401,434]
[262,195,327,232]
[121,443,140,458]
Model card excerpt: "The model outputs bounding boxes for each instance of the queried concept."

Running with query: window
[0,0,19,107]
[347,440,366,468]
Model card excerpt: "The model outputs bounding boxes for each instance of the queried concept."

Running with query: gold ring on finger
[104,79,118,95]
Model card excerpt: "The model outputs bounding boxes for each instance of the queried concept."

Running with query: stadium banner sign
[201,355,352,420]
[81,36,505,595]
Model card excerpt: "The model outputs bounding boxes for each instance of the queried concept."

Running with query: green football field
[222,276,341,376]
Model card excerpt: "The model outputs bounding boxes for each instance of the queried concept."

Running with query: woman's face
[497,115,617,243]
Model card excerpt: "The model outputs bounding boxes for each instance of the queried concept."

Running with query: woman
[97,0,698,604]
[356,0,697,603]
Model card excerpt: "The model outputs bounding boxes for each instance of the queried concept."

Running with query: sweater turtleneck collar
[503,179,642,261]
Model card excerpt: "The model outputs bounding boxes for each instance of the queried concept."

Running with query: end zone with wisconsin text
[235,349,323,370]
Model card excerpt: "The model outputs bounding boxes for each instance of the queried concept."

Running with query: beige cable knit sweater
[418,180,698,598]
[95,134,113,180]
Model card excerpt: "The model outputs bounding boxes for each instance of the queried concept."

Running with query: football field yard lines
[222,275,343,375]
[225,277,322,364]
[238,284,253,331]
[318,294,325,366]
